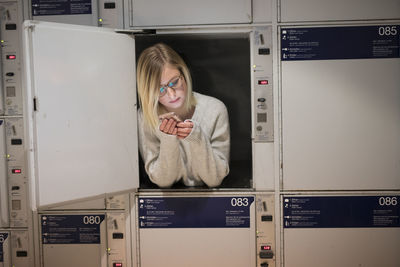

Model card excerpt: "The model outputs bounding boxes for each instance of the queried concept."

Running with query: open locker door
[22,21,138,208]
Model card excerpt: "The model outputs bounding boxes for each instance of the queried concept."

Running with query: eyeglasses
[159,75,183,97]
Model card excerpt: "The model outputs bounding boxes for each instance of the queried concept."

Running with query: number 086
[379,197,397,206]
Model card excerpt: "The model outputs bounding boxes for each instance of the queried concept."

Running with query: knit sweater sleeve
[183,99,230,187]
[138,111,186,188]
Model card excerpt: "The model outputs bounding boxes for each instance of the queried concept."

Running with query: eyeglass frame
[159,75,184,98]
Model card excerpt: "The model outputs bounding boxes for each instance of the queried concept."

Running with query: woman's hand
[159,112,182,122]
[159,118,178,135]
[159,112,182,135]
[176,121,194,139]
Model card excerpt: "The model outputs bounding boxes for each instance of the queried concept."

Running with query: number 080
[83,215,101,224]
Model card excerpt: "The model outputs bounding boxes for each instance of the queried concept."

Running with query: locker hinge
[24,20,38,31]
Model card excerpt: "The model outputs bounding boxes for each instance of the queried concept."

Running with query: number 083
[231,198,249,207]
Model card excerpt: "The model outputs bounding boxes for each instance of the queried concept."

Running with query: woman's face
[158,64,187,112]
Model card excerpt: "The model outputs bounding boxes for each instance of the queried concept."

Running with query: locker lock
[16,251,28,257]
[104,2,116,9]
[259,251,274,259]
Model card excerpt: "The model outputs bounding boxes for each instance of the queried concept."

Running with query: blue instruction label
[32,0,92,16]
[281,25,400,61]
[139,197,254,228]
[0,233,8,262]
[283,196,400,228]
[41,214,105,244]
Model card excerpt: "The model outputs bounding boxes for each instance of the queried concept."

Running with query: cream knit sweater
[138,92,230,187]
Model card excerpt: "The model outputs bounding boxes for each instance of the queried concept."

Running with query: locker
[282,194,400,267]
[280,0,400,22]
[280,24,400,190]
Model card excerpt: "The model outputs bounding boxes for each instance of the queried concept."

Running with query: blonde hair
[137,43,196,130]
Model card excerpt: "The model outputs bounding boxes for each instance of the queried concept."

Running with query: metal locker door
[282,194,400,267]
[138,194,257,267]
[129,0,252,26]
[0,120,9,228]
[22,21,139,208]
[280,25,400,190]
[280,0,400,22]
[41,213,108,267]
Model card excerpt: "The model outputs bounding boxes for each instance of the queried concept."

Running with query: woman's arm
[182,104,230,187]
[138,112,186,187]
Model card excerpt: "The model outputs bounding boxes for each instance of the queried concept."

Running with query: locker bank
[0,0,399,267]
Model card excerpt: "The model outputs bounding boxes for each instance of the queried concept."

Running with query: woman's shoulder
[192,92,228,123]
[194,92,227,110]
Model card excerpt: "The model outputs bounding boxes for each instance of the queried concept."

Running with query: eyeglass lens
[159,76,181,96]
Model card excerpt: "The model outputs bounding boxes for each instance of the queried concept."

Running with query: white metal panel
[253,0,273,23]
[254,143,274,189]
[98,0,124,29]
[0,121,8,227]
[43,245,103,267]
[138,195,256,267]
[282,59,400,190]
[22,21,138,207]
[141,228,255,266]
[129,0,251,26]
[280,0,400,22]
[284,228,400,267]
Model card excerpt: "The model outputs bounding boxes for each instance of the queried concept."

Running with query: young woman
[136,43,230,188]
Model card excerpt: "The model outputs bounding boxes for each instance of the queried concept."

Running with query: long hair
[137,43,196,129]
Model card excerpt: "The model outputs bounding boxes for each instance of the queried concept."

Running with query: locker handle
[33,98,37,111]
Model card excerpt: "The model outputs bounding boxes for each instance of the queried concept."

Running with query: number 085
[378,26,398,36]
